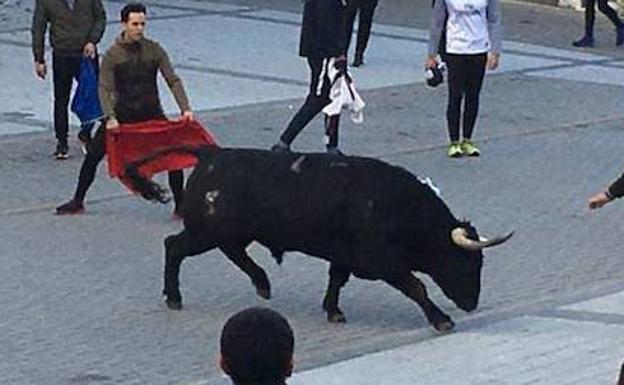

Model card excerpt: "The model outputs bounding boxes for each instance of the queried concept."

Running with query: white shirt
[428,0,502,56]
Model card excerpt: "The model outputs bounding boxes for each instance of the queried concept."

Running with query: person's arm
[426,0,446,67]
[31,0,48,68]
[155,43,192,117]
[588,172,624,209]
[486,0,502,69]
[98,51,118,128]
[83,0,106,58]
[607,172,624,199]
[89,0,106,45]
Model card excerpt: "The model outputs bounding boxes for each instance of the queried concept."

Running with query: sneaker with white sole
[447,142,463,158]
[460,139,480,157]
[54,143,69,160]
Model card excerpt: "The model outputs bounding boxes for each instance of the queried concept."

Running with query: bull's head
[433,222,512,312]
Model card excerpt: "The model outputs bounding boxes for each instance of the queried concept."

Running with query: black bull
[127,147,512,332]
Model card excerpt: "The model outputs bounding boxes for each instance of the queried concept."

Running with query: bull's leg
[163,229,216,310]
[220,244,272,300]
[386,274,455,333]
[322,264,350,323]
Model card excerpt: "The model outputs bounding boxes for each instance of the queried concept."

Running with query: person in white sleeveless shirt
[426,0,501,158]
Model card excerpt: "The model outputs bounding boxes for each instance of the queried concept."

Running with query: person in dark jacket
[219,307,294,385]
[55,2,193,216]
[271,0,348,155]
[572,0,624,47]
[588,171,624,209]
[345,0,379,67]
[31,0,106,160]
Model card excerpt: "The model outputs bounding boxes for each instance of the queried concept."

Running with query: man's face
[123,12,146,42]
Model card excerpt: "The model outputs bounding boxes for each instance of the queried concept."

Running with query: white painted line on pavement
[528,64,624,87]
[291,315,624,385]
[563,290,624,316]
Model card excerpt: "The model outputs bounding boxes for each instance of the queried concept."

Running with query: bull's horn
[451,228,514,251]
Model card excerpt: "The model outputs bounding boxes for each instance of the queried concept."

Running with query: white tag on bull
[418,176,442,198]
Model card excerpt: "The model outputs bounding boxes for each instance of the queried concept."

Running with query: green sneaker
[461,139,480,157]
[447,142,463,158]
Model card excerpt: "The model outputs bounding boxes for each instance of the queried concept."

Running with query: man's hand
[487,53,500,70]
[182,110,194,121]
[106,117,119,130]
[83,42,96,58]
[425,55,438,70]
[34,62,47,79]
[588,191,612,210]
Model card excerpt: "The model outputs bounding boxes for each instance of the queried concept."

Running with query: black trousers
[52,53,98,146]
[73,121,184,209]
[445,53,487,142]
[584,0,623,35]
[345,0,378,56]
[279,57,340,148]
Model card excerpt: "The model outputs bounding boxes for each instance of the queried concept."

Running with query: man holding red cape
[56,3,211,217]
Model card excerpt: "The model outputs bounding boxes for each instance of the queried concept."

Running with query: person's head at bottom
[220,307,294,385]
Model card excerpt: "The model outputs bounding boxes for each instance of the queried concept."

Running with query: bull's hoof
[327,311,347,323]
[256,287,271,300]
[164,296,183,310]
[432,319,455,333]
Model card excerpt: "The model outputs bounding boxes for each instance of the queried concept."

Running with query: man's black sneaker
[572,35,594,47]
[55,199,85,215]
[352,54,364,67]
[54,143,69,160]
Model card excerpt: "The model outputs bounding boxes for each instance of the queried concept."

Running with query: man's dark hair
[220,307,294,384]
[120,3,147,22]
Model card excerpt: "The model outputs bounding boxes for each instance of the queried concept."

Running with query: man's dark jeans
[52,53,98,146]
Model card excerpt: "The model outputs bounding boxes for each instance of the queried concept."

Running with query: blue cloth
[71,57,103,130]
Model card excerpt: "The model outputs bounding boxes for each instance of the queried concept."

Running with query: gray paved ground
[1,1,624,384]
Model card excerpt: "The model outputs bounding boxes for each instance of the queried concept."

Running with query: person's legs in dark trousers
[461,54,487,141]
[275,58,331,150]
[52,53,81,158]
[353,0,377,66]
[73,124,105,203]
[445,54,467,144]
[56,123,106,214]
[324,114,341,154]
[596,0,624,45]
[585,0,597,37]
[168,170,184,216]
[574,0,624,46]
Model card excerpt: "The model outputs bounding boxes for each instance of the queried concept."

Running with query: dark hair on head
[220,307,294,383]
[120,3,147,22]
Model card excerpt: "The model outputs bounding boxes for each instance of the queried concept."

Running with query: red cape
[106,119,218,192]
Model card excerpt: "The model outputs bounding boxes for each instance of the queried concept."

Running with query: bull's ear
[219,354,231,375]
[284,356,294,377]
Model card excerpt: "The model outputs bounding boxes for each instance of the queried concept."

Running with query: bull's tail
[124,144,217,204]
